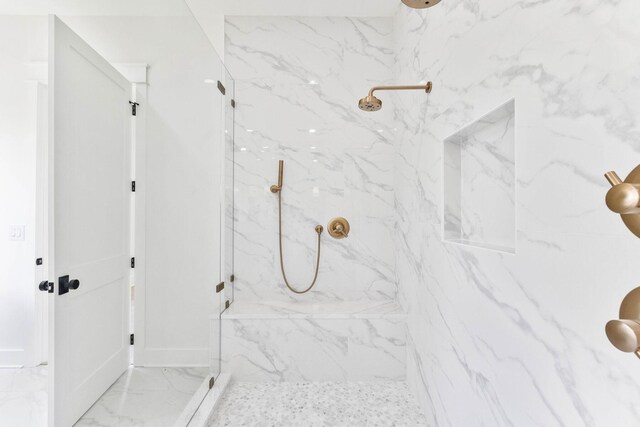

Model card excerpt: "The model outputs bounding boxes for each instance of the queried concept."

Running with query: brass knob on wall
[606,287,640,357]
[327,217,350,239]
[604,166,640,238]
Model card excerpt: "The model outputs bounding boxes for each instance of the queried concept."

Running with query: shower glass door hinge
[130,257,135,268]
[131,181,136,192]
[129,334,134,345]
[216,282,225,293]
[231,99,235,108]
[217,81,226,95]
[129,101,139,116]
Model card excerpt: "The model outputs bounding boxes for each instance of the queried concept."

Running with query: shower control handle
[605,171,640,214]
[606,287,640,357]
[606,319,640,353]
[604,166,640,238]
[327,217,350,239]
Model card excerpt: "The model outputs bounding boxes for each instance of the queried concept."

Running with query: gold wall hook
[328,217,350,239]
[606,287,640,353]
[604,165,640,237]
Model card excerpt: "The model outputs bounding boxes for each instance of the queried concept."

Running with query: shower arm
[367,82,433,97]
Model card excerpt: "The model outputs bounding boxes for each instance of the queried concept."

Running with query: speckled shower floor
[209,381,428,427]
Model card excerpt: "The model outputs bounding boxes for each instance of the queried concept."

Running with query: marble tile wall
[220,315,405,382]
[443,99,516,252]
[225,16,397,303]
[393,1,640,425]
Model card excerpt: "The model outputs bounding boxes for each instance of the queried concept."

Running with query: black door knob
[58,275,80,295]
[38,281,50,292]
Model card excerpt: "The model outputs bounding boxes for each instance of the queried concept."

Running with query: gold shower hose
[275,188,323,294]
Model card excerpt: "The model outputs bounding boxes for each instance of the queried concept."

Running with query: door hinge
[129,101,139,116]
[131,181,136,192]
[36,258,43,266]
[217,81,226,95]
[130,257,135,268]
[216,282,224,293]
[225,300,230,309]
[130,333,134,345]
[209,377,215,389]
[231,99,235,108]
[230,274,235,283]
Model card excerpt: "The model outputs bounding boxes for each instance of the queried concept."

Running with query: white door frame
[109,63,148,367]
[33,79,49,367]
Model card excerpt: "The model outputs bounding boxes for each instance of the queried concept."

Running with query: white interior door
[49,16,131,426]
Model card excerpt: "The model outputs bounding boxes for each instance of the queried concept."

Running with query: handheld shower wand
[271,160,323,294]
[270,160,284,193]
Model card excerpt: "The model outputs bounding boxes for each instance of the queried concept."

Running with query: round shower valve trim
[328,217,350,239]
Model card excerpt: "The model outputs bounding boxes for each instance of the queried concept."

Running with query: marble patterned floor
[76,367,208,426]
[0,365,48,427]
[0,365,208,426]
[209,381,428,427]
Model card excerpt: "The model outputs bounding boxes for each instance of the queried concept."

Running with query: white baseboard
[0,349,25,367]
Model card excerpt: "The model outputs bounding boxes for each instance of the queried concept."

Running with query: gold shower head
[358,95,382,112]
[357,82,432,112]
[401,0,442,8]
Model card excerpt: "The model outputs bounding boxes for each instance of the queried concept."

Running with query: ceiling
[0,0,192,16]
[0,0,397,17]
[0,0,398,63]
[211,0,398,17]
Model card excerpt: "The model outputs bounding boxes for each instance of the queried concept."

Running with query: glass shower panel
[223,68,236,306]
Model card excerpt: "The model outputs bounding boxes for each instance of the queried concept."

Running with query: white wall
[0,10,227,368]
[0,16,48,367]
[394,1,640,425]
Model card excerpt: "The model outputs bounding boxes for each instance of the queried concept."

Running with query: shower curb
[174,373,231,427]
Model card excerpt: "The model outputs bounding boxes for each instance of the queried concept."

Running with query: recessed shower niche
[443,99,516,253]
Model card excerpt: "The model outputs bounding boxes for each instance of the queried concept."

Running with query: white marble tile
[220,299,404,319]
[444,99,516,253]
[208,381,427,427]
[0,366,47,427]
[76,367,208,427]
[219,303,405,382]
[0,368,17,392]
[393,1,640,424]
[0,391,47,427]
[226,16,397,304]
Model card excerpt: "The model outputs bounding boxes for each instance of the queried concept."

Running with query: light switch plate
[8,225,25,241]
